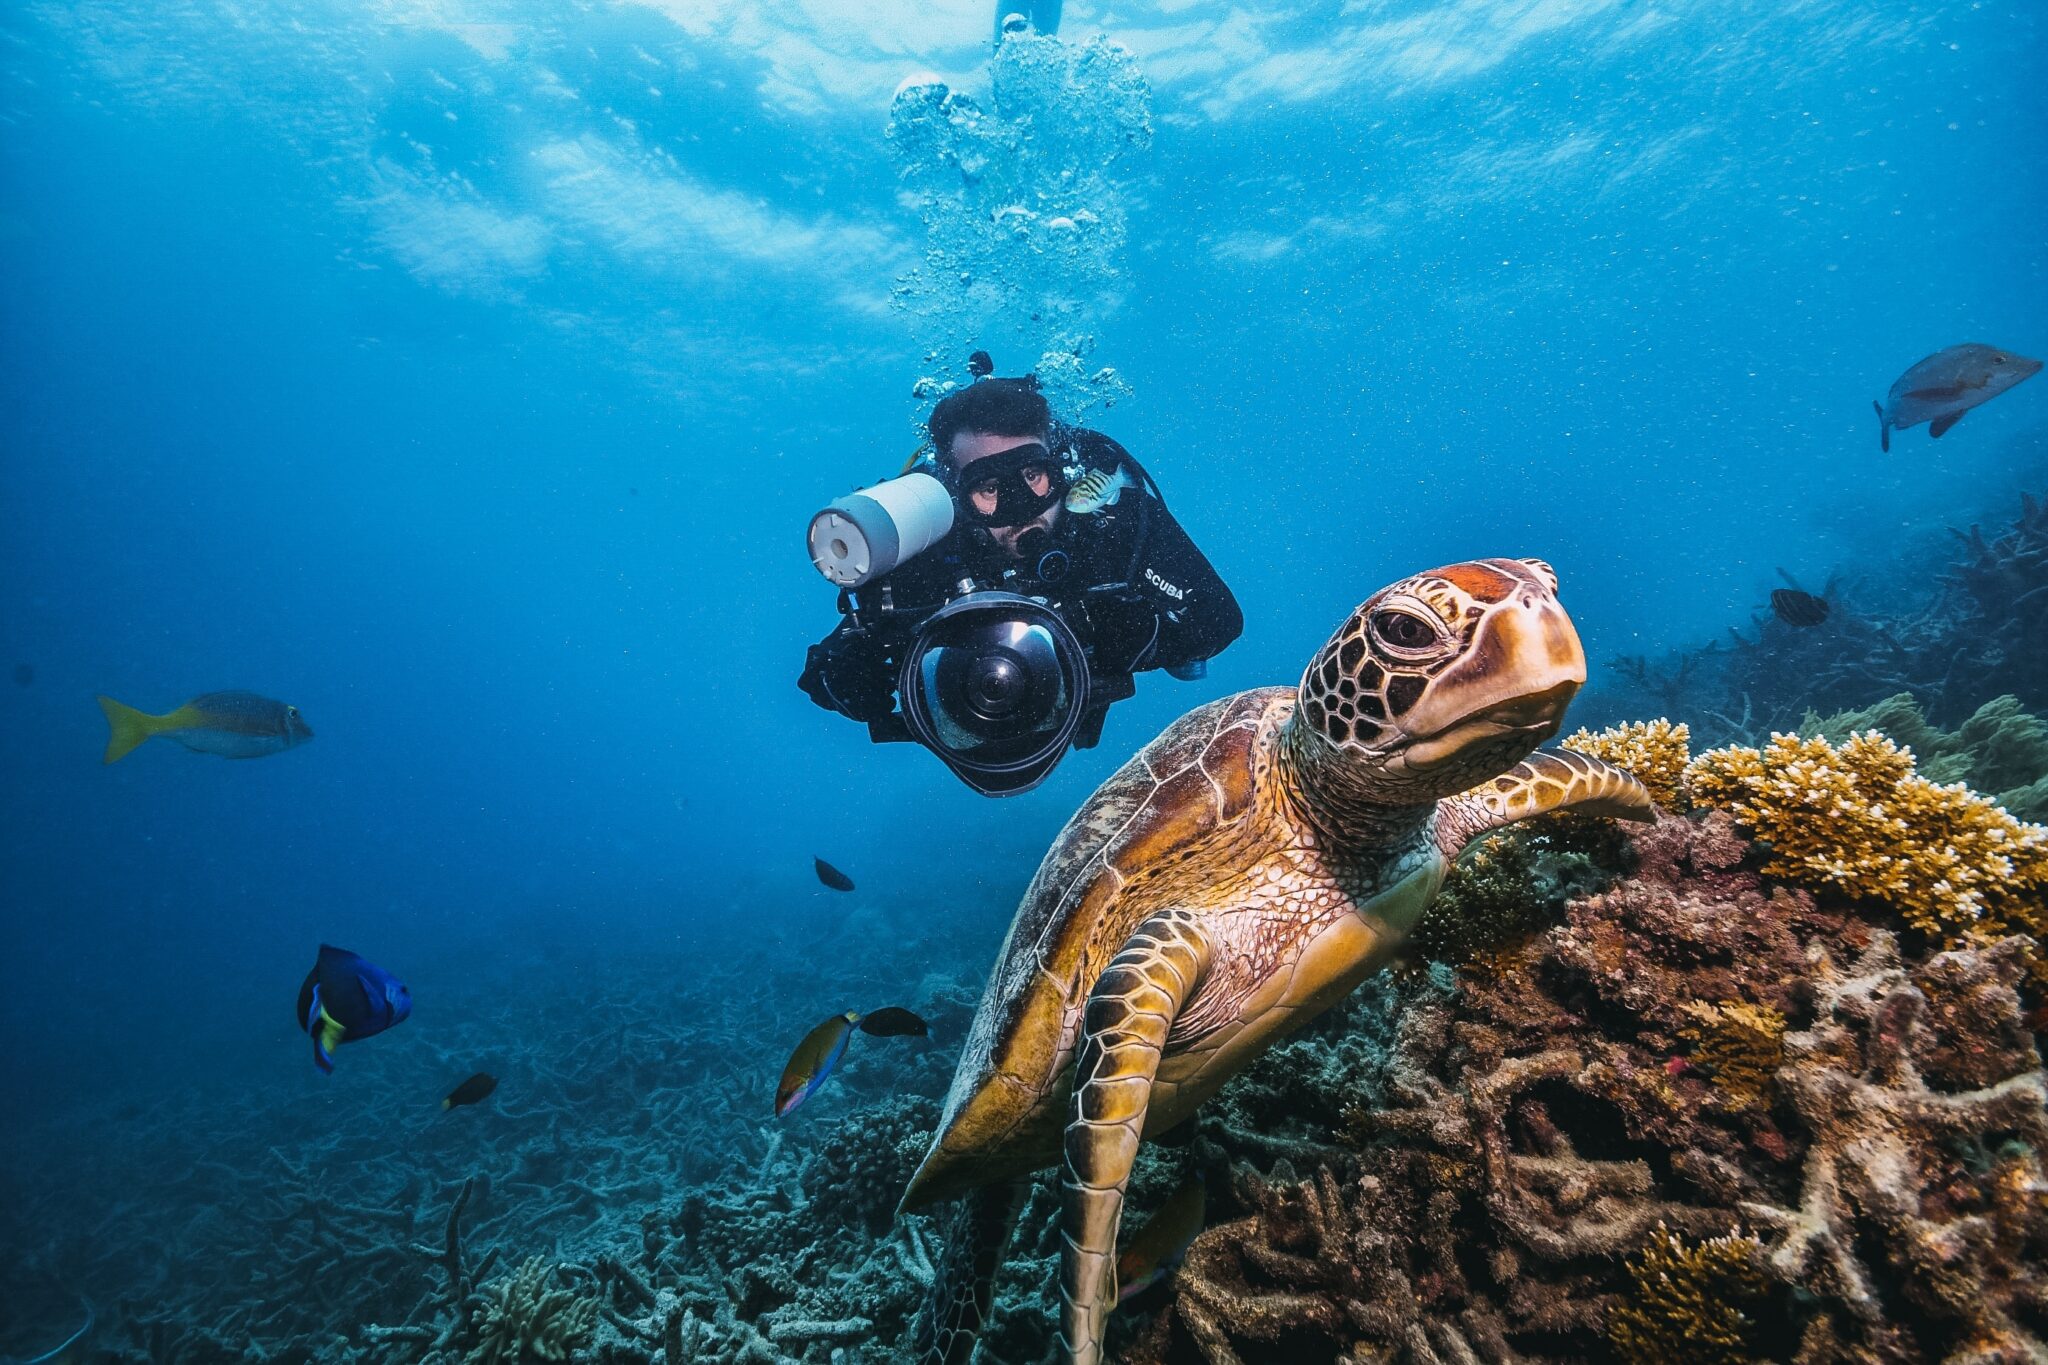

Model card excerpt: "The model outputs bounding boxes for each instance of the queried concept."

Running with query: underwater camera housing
[806,463,1102,796]
[808,472,956,589]
[898,592,1091,797]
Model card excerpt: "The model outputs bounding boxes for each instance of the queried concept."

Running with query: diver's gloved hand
[1088,594,1168,674]
[799,639,895,722]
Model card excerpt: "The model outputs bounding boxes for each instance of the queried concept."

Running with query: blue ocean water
[1,1,2043,1359]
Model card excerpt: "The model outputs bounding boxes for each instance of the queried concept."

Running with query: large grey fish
[1874,343,2041,452]
[96,690,314,763]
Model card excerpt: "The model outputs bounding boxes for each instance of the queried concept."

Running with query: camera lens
[966,652,1027,718]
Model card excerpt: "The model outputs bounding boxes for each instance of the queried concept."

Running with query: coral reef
[1123,808,2048,1364]
[1740,933,2048,1362]
[1604,1225,1768,1365]
[466,1258,599,1364]
[1686,729,2048,977]
[8,723,2048,1365]
[1602,484,2048,743]
[1802,691,2048,821]
[1677,1001,1786,1112]
[1563,719,1693,811]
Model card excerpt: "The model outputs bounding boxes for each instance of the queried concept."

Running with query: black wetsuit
[798,428,1242,748]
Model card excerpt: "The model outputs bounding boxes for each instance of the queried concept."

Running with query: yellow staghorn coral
[1563,719,1691,810]
[1679,1001,1786,1111]
[1606,1224,1767,1365]
[1684,731,2048,974]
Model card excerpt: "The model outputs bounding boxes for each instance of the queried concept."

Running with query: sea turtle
[899,558,1656,1365]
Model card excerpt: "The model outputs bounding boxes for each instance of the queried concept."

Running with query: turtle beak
[1399,680,1578,770]
[1391,590,1585,777]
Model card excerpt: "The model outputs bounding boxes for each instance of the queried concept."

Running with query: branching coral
[1802,691,2048,822]
[1739,933,2048,1363]
[1563,719,1693,811]
[466,1258,599,1364]
[1605,1224,1768,1365]
[1685,730,2048,977]
[1679,1002,1786,1112]
[1129,812,1877,1365]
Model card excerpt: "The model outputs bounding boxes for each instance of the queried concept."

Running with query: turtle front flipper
[1061,910,1212,1365]
[912,1179,1026,1365]
[1436,749,1656,857]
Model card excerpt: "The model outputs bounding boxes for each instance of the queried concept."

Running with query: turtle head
[1289,558,1586,809]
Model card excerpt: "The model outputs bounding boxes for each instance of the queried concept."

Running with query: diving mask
[950,442,1070,528]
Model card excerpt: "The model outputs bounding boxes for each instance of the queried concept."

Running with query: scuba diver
[799,366,1242,795]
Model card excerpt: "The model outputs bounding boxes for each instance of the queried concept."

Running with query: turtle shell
[902,687,1288,1210]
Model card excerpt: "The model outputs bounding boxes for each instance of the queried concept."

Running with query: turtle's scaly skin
[902,559,1655,1365]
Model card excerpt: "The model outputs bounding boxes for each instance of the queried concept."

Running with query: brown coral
[1679,1001,1787,1112]
[1563,718,1693,810]
[1739,933,2048,1364]
[1605,1223,1768,1365]
[1685,730,2048,979]
[1130,813,1842,1365]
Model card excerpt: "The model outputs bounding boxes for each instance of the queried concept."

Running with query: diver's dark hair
[928,377,1052,457]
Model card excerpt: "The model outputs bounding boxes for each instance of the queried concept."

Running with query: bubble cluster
[886,32,1151,430]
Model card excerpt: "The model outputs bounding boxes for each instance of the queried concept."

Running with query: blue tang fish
[297,945,411,1074]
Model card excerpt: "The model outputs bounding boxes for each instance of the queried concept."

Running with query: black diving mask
[950,443,1069,528]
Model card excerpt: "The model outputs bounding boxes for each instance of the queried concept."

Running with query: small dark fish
[775,1005,933,1116]
[1116,1174,1206,1304]
[1770,588,1830,628]
[442,1073,498,1111]
[967,350,995,378]
[856,1006,929,1037]
[12,662,32,687]
[1874,343,2041,451]
[98,690,313,764]
[296,944,411,1074]
[814,857,856,892]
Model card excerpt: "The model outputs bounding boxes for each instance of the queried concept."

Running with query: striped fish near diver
[96,690,313,764]
[1064,464,1134,514]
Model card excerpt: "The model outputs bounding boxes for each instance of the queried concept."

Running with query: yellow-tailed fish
[775,1006,931,1117]
[1116,1173,1206,1305]
[97,690,313,764]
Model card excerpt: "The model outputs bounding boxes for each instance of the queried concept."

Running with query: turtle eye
[1992,354,2008,364]
[1370,609,1438,655]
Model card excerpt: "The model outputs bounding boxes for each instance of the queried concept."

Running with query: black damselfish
[814,857,855,892]
[1770,588,1830,628]
[442,1073,498,1111]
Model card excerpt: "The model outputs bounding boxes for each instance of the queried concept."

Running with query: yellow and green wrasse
[774,1006,930,1117]
[1115,1173,1206,1305]
[96,690,313,764]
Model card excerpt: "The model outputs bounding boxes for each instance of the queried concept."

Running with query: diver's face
[947,429,1063,556]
